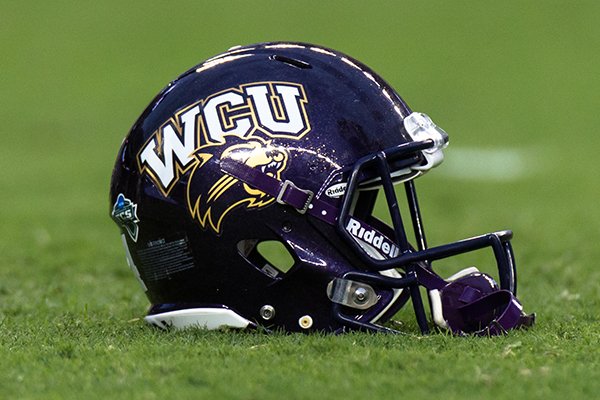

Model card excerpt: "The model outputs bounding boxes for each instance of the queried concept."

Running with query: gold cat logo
[187,137,289,233]
[136,81,310,233]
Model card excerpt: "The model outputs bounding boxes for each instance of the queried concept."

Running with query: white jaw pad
[144,308,252,330]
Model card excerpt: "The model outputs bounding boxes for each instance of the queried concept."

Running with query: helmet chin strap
[218,135,438,226]
[219,156,535,335]
[219,157,337,224]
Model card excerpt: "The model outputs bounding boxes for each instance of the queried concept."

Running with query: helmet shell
[110,42,417,332]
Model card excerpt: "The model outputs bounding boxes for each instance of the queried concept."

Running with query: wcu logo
[137,81,310,196]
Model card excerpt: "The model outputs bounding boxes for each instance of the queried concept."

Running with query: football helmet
[110,42,534,335]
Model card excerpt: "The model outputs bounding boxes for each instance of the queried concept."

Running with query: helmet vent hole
[270,55,312,69]
[238,240,296,278]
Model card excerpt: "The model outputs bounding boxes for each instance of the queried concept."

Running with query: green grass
[2,1,600,398]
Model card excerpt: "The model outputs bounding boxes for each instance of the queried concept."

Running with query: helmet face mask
[110,42,534,335]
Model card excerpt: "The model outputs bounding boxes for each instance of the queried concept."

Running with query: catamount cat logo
[187,136,289,233]
[137,81,310,233]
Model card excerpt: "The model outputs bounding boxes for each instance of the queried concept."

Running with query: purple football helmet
[110,42,534,335]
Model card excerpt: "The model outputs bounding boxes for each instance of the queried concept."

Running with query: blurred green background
[4,0,599,298]
[2,1,600,398]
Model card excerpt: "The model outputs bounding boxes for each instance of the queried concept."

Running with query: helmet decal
[137,81,310,198]
[111,193,140,242]
[135,81,309,233]
[187,136,289,233]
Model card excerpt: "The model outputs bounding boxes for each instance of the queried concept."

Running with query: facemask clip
[327,278,379,310]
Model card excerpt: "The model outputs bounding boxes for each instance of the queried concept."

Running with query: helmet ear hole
[257,241,295,273]
[238,239,296,278]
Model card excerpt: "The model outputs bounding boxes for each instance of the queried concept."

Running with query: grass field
[2,1,600,398]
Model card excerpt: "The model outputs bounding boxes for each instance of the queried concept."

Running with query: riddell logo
[325,183,347,198]
[346,218,400,258]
